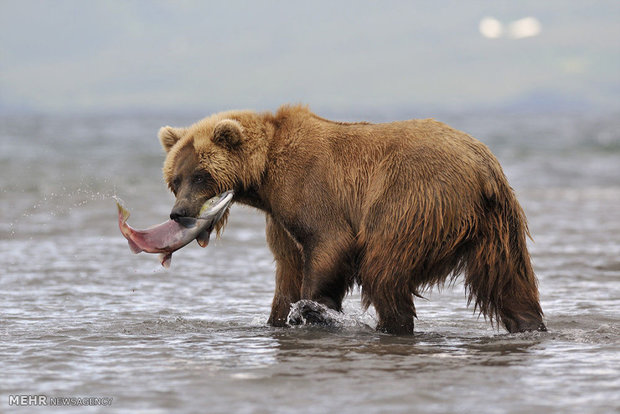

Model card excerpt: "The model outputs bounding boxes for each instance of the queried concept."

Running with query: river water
[1,111,619,413]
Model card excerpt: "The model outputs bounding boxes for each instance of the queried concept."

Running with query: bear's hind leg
[373,296,415,335]
[498,298,547,333]
[464,238,546,333]
[464,197,546,333]
[359,254,416,334]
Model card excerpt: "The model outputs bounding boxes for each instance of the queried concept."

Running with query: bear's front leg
[265,216,303,327]
[268,261,302,326]
[286,233,354,328]
[299,231,356,313]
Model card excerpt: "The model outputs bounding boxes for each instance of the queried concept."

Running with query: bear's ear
[158,126,187,153]
[212,119,243,149]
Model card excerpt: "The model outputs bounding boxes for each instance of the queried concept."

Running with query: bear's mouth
[175,216,199,228]
[174,190,234,226]
[193,190,234,247]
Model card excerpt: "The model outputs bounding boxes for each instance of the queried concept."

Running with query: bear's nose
[170,207,188,222]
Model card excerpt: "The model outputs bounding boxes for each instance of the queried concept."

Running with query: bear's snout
[170,206,189,222]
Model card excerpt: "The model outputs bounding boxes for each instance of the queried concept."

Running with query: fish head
[171,190,234,229]
[198,190,234,220]
[194,190,234,247]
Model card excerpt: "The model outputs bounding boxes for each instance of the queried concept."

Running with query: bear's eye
[172,177,182,190]
[192,174,206,184]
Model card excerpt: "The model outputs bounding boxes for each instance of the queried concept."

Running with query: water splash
[4,181,121,239]
[287,299,377,331]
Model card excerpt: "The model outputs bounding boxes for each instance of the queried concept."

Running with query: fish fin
[196,229,211,248]
[160,253,172,268]
[114,197,130,223]
[127,239,143,254]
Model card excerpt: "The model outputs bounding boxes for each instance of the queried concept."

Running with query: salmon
[115,190,233,268]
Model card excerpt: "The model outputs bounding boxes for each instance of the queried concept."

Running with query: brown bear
[159,105,546,334]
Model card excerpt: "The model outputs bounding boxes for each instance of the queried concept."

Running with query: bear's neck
[234,184,270,212]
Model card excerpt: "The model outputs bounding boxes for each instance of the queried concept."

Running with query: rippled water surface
[1,112,619,413]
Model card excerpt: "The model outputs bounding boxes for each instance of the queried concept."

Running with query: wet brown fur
[159,105,545,334]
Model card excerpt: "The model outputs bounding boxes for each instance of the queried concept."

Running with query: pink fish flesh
[115,191,233,268]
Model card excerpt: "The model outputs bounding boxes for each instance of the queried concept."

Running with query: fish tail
[114,196,143,254]
[114,197,130,223]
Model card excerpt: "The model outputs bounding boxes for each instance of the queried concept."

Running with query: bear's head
[159,111,271,230]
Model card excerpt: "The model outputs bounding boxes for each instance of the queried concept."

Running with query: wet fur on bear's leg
[266,218,357,328]
[266,216,303,327]
[370,285,416,335]
[299,231,357,313]
[358,239,417,335]
[463,190,546,333]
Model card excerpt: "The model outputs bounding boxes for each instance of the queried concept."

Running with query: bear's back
[275,107,495,177]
